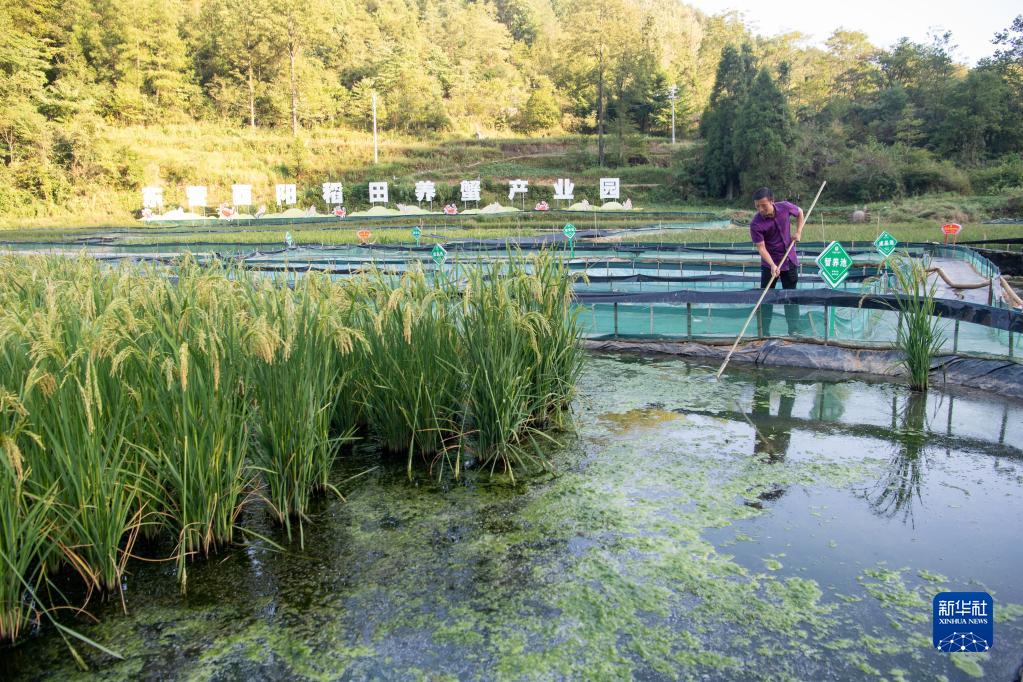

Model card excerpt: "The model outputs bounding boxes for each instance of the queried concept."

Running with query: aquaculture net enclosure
[6,226,1019,361]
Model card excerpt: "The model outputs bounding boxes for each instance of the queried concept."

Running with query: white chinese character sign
[553,178,574,202]
[460,180,481,203]
[185,186,207,209]
[232,184,252,206]
[141,186,163,209]
[415,180,437,204]
[368,182,389,204]
[933,591,993,652]
[508,179,529,203]
[275,184,297,205]
[322,182,344,205]
[599,177,620,200]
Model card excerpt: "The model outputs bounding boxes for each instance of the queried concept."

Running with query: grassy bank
[0,124,680,225]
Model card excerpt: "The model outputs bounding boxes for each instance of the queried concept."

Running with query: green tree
[560,0,639,166]
[266,0,335,135]
[193,0,282,128]
[520,84,561,131]
[83,0,198,121]
[732,68,796,196]
[0,10,51,167]
[699,43,756,199]
[934,68,1021,161]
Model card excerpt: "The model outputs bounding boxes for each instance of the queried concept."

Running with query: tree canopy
[0,0,1020,208]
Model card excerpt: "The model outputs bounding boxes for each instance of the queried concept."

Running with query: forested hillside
[1,0,1021,217]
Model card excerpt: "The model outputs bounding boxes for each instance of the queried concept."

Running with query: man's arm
[754,240,779,278]
[793,207,804,241]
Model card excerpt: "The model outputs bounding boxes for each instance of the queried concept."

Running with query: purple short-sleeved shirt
[750,200,801,271]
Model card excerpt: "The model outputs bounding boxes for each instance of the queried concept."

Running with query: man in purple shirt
[749,187,804,335]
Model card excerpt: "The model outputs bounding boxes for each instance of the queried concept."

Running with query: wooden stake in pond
[714,181,827,380]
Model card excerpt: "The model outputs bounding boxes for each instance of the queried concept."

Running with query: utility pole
[667,85,678,145]
[372,92,379,164]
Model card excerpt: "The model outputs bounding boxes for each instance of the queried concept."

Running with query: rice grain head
[179,343,189,392]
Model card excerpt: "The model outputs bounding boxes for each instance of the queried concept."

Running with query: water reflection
[750,376,795,463]
[811,382,847,422]
[858,391,930,526]
[745,377,795,506]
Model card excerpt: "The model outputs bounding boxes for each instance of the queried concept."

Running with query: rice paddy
[0,251,583,651]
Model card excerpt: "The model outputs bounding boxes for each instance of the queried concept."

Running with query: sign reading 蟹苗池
[815,241,852,288]
[873,231,898,258]
[431,243,447,266]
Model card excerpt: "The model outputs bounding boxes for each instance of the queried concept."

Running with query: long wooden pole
[715,181,827,380]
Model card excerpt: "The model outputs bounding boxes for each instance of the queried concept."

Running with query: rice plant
[888,254,946,391]
[459,261,549,479]
[1,263,146,598]
[0,249,588,647]
[247,273,363,540]
[353,266,465,467]
[0,390,58,643]
[506,250,586,427]
[126,262,261,591]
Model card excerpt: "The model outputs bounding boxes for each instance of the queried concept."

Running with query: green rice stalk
[888,254,946,391]
[248,273,361,540]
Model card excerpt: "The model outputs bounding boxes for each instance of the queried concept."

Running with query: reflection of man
[751,376,795,463]
[750,187,804,335]
[744,376,796,507]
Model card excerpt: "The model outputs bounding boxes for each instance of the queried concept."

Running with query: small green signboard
[431,243,447,266]
[815,241,852,288]
[284,231,294,247]
[874,231,898,257]
[411,226,422,240]
[562,223,576,239]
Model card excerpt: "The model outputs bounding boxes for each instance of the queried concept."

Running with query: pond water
[2,353,1022,680]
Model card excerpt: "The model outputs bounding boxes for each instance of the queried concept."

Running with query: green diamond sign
[431,243,447,266]
[562,223,576,239]
[815,241,852,288]
[411,226,422,240]
[874,231,898,257]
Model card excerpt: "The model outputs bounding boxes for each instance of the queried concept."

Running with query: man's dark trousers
[759,267,800,336]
